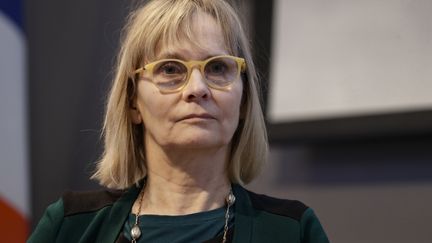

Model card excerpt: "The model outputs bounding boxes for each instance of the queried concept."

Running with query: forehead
[154,12,229,61]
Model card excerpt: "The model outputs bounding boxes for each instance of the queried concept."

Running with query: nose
[182,68,211,101]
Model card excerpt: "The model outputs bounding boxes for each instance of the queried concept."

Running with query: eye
[155,61,185,75]
[206,60,228,75]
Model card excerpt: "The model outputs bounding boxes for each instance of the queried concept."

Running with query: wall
[269,0,432,122]
[248,138,432,243]
[26,0,130,225]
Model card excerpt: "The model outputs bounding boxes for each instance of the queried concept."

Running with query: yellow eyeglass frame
[133,55,246,93]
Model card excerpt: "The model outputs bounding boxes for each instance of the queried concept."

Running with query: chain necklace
[130,187,236,243]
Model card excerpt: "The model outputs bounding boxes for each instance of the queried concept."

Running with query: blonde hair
[92,0,268,189]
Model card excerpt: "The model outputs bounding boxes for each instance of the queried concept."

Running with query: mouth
[178,113,216,121]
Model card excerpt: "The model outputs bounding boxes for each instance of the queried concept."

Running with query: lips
[178,113,216,121]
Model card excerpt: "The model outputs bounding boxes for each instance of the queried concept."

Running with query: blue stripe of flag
[0,0,23,29]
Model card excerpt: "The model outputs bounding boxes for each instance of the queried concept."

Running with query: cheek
[136,85,169,126]
[223,83,243,128]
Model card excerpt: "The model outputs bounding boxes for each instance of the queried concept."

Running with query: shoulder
[28,188,131,243]
[27,198,65,243]
[62,189,125,216]
[245,189,309,222]
[240,188,330,243]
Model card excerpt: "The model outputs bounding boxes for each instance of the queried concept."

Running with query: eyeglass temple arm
[239,59,247,72]
[133,67,145,75]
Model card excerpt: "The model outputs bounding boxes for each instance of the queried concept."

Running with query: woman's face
[131,12,243,152]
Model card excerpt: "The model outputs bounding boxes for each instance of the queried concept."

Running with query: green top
[123,206,234,242]
[28,183,330,243]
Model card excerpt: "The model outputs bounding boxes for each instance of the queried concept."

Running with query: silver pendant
[131,224,141,240]
[226,192,236,206]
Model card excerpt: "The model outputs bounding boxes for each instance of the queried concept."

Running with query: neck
[134,142,232,216]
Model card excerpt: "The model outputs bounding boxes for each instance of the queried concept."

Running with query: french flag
[0,0,29,242]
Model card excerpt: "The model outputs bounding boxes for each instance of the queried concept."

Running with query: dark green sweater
[28,184,329,243]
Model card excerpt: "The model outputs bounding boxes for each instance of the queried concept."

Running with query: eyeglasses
[133,55,246,93]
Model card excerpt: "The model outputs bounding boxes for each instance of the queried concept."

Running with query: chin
[181,138,225,149]
[170,133,228,149]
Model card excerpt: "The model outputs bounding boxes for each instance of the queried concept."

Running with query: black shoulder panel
[62,189,125,216]
[246,190,308,221]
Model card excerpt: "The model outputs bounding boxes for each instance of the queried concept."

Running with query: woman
[28,0,329,242]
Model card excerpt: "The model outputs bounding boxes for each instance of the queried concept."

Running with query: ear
[129,96,142,124]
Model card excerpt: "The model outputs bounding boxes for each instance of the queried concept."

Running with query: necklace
[130,187,236,243]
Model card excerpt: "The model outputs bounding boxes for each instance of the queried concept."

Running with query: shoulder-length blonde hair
[92,0,268,189]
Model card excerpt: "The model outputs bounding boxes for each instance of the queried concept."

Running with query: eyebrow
[156,52,228,61]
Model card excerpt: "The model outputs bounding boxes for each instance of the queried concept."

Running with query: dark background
[26,1,432,242]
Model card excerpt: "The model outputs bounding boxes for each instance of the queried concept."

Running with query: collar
[96,182,142,243]
[96,182,254,243]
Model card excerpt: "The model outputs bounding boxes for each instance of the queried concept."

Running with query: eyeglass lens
[152,57,239,90]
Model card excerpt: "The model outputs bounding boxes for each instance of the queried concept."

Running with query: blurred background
[1,0,431,242]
